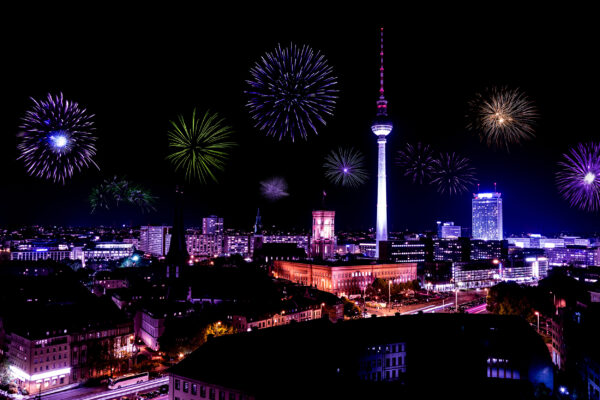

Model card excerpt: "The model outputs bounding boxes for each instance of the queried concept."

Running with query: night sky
[1,7,597,235]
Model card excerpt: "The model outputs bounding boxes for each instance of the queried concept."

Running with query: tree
[341,297,360,318]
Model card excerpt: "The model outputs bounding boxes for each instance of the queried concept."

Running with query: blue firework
[246,43,338,141]
[17,93,98,183]
[556,142,600,212]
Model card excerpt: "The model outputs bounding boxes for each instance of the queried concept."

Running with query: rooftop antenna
[494,182,497,193]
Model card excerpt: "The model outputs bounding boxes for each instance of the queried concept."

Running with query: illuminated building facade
[273,260,417,297]
[139,225,171,257]
[310,210,336,259]
[358,342,407,382]
[434,238,470,262]
[502,255,549,282]
[82,242,134,262]
[202,215,224,235]
[452,261,501,289]
[224,234,250,257]
[437,221,461,239]
[229,304,322,332]
[10,243,71,262]
[378,240,427,263]
[545,246,600,267]
[7,331,71,394]
[472,192,503,241]
[471,239,508,261]
[186,234,223,258]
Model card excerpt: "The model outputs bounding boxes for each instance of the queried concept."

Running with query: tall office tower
[472,192,503,241]
[166,185,189,265]
[310,210,336,259]
[139,225,171,257]
[436,221,462,239]
[371,28,393,258]
[202,215,224,235]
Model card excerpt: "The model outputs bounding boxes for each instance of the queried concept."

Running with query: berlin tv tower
[371,27,393,258]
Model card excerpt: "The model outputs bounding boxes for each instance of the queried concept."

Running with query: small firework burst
[323,147,368,187]
[467,87,538,149]
[90,177,156,213]
[167,109,235,183]
[260,177,289,201]
[396,142,435,184]
[431,152,477,195]
[246,43,338,141]
[556,142,600,212]
[89,184,112,213]
[17,93,98,183]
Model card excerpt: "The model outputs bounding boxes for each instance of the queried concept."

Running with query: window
[183,381,189,393]
[201,385,206,397]
[191,383,197,395]
[219,391,225,400]
[174,379,180,390]
[230,393,236,400]
[209,388,216,400]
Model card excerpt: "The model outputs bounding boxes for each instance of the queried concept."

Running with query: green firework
[166,109,235,183]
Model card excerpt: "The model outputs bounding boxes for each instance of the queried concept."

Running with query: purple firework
[431,152,477,195]
[17,93,98,184]
[556,142,600,212]
[396,142,435,184]
[260,177,289,201]
[246,43,338,141]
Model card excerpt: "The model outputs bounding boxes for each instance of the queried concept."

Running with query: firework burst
[323,147,368,187]
[246,43,338,141]
[17,93,98,183]
[90,177,156,213]
[556,142,600,212]
[260,177,289,201]
[431,152,477,195]
[396,142,435,184]
[468,87,538,149]
[167,109,235,183]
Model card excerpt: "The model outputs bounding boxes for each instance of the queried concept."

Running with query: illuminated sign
[477,193,493,199]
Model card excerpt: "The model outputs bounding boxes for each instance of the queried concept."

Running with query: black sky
[1,6,598,235]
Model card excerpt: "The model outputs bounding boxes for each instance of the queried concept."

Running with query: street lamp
[534,311,540,333]
[455,288,459,313]
[388,281,392,310]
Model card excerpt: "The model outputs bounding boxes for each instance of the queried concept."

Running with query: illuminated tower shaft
[372,27,393,258]
[376,136,388,249]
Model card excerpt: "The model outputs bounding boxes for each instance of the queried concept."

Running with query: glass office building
[472,192,503,241]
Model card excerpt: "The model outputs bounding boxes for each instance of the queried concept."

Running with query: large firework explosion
[396,142,435,184]
[17,93,98,184]
[556,142,600,212]
[323,147,368,188]
[246,43,338,141]
[90,177,156,213]
[260,177,289,201]
[430,152,477,195]
[467,87,538,150]
[166,109,235,183]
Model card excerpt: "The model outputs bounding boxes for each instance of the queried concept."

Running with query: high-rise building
[139,226,171,257]
[472,192,503,241]
[202,215,224,235]
[436,221,461,239]
[371,28,393,259]
[310,210,336,259]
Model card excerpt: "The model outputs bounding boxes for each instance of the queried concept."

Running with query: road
[36,377,168,400]
[362,289,488,317]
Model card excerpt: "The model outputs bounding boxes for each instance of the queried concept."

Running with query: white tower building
[371,28,393,258]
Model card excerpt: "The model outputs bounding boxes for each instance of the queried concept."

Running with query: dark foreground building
[168,314,553,400]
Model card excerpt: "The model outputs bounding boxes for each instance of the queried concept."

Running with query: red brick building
[273,260,417,297]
